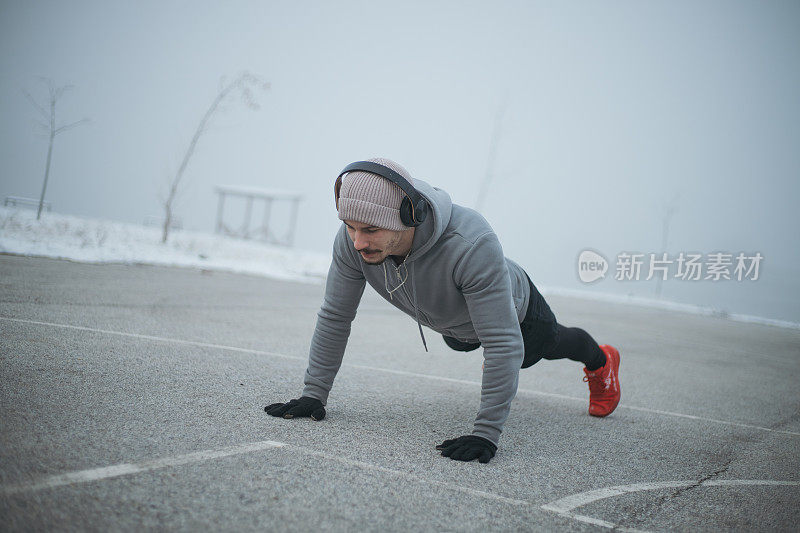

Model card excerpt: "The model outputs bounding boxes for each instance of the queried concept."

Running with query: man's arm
[301,226,366,403]
[454,231,524,446]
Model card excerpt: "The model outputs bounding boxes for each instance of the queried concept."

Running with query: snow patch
[0,207,330,283]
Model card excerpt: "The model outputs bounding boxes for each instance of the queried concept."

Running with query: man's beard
[359,249,387,265]
[355,233,402,265]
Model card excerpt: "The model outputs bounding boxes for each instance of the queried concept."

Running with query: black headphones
[334,161,428,227]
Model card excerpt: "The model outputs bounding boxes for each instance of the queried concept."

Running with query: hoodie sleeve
[453,232,524,445]
[301,226,366,404]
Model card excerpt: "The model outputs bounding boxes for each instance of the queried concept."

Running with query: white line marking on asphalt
[0,440,286,496]
[2,315,798,437]
[292,446,529,507]
[541,479,800,532]
[1,438,528,506]
[340,363,800,436]
[0,316,303,360]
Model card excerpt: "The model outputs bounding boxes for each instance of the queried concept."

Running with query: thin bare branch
[54,118,90,135]
[52,84,73,102]
[23,90,51,122]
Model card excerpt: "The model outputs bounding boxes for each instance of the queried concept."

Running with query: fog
[1,1,798,324]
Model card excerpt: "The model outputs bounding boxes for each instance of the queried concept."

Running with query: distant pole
[655,194,680,298]
[215,191,226,234]
[475,98,507,213]
[38,128,55,220]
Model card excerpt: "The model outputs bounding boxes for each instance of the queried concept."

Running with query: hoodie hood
[390,177,452,352]
[406,178,452,262]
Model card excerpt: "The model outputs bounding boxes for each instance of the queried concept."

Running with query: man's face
[344,220,408,265]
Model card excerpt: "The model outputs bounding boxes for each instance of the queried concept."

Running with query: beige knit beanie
[337,157,414,231]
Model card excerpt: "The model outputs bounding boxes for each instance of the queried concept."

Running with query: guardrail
[4,196,51,211]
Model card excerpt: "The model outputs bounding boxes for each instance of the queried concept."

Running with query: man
[265,158,621,464]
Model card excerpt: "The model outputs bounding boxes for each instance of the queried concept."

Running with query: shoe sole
[589,345,621,417]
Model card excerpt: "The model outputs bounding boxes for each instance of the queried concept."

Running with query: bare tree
[161,71,270,244]
[24,78,90,220]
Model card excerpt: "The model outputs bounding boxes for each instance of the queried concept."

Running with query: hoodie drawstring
[381,255,428,352]
[410,262,428,352]
[382,249,411,300]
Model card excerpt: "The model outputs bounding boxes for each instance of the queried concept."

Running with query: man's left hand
[436,435,497,463]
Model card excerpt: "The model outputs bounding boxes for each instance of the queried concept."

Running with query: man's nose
[353,232,369,250]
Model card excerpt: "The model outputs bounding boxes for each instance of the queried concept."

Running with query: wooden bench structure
[214,185,302,246]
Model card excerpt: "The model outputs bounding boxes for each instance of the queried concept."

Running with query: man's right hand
[264,396,326,420]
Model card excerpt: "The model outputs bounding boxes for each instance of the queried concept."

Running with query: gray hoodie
[301,179,531,445]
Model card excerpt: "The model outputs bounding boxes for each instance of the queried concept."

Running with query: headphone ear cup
[414,200,427,225]
[399,196,415,226]
[334,176,343,210]
[399,197,427,227]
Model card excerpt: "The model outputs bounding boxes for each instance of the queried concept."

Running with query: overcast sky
[1,0,798,323]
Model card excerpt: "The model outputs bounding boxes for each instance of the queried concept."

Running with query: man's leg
[535,323,622,417]
[540,324,606,370]
[520,272,621,416]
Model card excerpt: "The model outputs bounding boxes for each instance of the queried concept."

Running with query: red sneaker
[582,344,621,417]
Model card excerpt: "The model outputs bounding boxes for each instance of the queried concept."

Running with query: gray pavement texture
[1,254,799,532]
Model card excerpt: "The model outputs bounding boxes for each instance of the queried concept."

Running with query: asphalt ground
[1,254,798,531]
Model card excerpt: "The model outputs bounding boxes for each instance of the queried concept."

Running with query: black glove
[436,435,497,463]
[264,396,326,421]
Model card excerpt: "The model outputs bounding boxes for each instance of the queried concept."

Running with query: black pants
[442,275,606,370]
